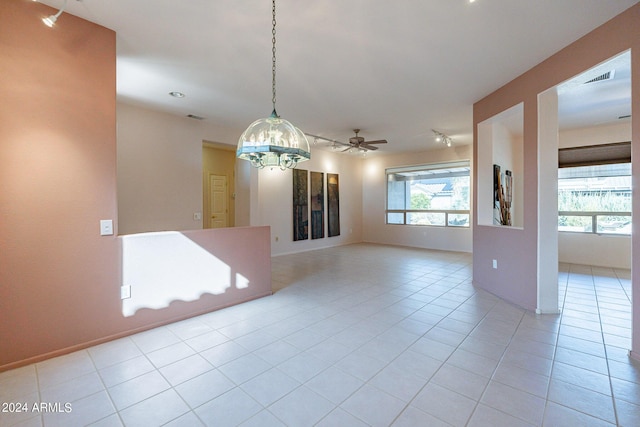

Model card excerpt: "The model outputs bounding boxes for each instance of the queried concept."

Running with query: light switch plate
[100,219,113,236]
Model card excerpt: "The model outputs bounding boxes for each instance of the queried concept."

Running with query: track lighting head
[42,12,61,27]
[432,129,453,147]
[39,0,81,28]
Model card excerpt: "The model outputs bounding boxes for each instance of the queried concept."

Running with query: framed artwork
[493,164,512,226]
[310,171,324,239]
[293,168,308,241]
[327,173,340,237]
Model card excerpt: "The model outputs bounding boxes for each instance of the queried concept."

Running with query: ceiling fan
[342,129,388,152]
[304,129,388,153]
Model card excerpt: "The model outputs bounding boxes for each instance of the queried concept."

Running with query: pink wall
[119,228,272,320]
[472,4,639,356]
[0,2,272,371]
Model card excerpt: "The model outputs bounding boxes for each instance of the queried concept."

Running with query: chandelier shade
[237,111,310,170]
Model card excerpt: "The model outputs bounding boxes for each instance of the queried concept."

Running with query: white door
[209,174,228,228]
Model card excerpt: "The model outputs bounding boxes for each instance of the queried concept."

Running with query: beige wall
[202,144,236,228]
[559,121,631,148]
[472,4,639,357]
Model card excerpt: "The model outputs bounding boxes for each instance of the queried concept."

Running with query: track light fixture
[38,0,80,28]
[432,129,453,147]
[42,0,66,27]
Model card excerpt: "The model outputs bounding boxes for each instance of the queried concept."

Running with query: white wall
[117,102,362,255]
[117,102,241,235]
[559,233,631,269]
[477,103,524,228]
[492,123,524,228]
[538,89,560,313]
[254,149,364,256]
[362,145,473,253]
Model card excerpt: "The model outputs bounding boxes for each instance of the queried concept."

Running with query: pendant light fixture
[236,0,311,170]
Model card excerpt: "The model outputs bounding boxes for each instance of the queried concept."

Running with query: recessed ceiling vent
[186,114,205,120]
[584,70,615,84]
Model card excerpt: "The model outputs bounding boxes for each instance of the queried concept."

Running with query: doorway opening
[540,50,632,353]
[202,142,236,229]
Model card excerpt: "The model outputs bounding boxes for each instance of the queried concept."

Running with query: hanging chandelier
[236,0,311,170]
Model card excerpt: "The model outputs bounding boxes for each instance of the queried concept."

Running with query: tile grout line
[591,265,621,427]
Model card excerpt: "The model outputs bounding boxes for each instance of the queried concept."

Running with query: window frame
[385,161,471,228]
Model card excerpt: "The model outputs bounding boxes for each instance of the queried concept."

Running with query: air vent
[584,70,615,84]
[186,114,205,120]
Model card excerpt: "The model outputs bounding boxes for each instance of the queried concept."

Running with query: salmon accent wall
[0,2,272,371]
[472,4,639,358]
[0,1,119,370]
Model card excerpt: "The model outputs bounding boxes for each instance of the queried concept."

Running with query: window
[386,161,470,227]
[558,162,631,234]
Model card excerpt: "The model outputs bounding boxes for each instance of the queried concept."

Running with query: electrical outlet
[193,212,202,220]
[492,259,498,269]
[120,285,131,299]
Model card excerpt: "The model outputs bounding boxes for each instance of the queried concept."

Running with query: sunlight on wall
[365,159,382,178]
[322,158,335,173]
[236,273,250,289]
[120,231,241,317]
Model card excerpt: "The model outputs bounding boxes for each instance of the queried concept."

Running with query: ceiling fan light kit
[236,0,310,170]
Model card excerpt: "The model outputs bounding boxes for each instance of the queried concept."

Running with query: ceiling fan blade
[361,144,379,151]
[341,146,352,152]
[363,139,387,145]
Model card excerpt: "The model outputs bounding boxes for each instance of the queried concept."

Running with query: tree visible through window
[558,163,631,234]
[386,161,470,227]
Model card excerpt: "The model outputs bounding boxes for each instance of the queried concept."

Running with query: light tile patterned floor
[1,243,638,426]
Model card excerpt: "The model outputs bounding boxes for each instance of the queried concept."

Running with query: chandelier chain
[236,0,310,170]
[271,0,277,114]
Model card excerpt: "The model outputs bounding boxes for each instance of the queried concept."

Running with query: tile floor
[1,243,638,426]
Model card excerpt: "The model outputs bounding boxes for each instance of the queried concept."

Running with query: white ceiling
[38,0,636,154]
